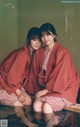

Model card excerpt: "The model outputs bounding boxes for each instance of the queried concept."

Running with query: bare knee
[23,95,32,105]
[13,101,23,107]
[33,100,43,112]
[43,103,53,113]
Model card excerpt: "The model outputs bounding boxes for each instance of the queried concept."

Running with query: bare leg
[33,100,43,121]
[24,105,33,121]
[44,113,59,127]
[34,111,42,121]
[14,101,38,127]
[23,92,34,121]
[43,103,59,127]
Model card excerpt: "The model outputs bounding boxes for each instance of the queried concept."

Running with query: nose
[44,35,47,41]
[35,40,40,45]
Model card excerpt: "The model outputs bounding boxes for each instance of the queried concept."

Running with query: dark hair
[27,27,41,45]
[40,23,57,42]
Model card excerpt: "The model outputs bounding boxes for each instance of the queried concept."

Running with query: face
[41,31,55,47]
[30,37,41,50]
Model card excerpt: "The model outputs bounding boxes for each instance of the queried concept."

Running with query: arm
[0,48,28,94]
[35,89,49,99]
[26,50,42,94]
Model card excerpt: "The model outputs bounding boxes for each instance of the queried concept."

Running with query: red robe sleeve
[46,49,80,94]
[26,50,42,94]
[0,46,29,94]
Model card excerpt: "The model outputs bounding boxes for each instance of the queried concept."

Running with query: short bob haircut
[40,23,57,42]
[27,27,41,45]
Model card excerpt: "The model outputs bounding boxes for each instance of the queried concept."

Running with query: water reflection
[0,105,79,127]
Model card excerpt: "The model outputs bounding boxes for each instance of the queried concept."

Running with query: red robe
[30,42,80,103]
[0,45,31,94]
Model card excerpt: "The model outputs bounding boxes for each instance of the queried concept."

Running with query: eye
[47,32,51,36]
[32,39,37,41]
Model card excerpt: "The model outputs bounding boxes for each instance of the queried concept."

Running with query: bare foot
[21,117,39,127]
[52,115,59,125]
[26,113,33,121]
[45,115,59,127]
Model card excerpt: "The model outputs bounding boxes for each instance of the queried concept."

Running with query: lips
[35,46,39,48]
[44,41,49,43]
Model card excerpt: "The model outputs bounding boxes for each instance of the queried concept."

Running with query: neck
[29,46,34,56]
[46,41,55,51]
